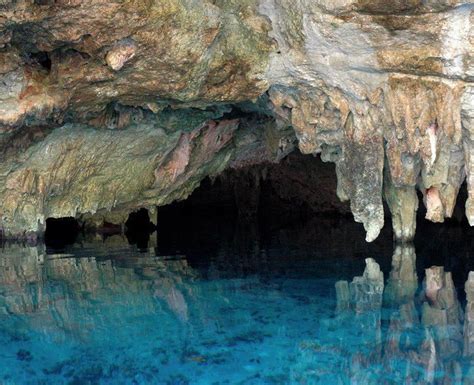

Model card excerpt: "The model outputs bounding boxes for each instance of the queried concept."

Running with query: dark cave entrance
[125,208,156,249]
[156,153,474,283]
[44,208,156,249]
[44,217,80,249]
[41,151,474,283]
[156,151,355,254]
[160,151,350,225]
[162,152,348,219]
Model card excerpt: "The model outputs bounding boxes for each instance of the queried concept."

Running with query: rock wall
[262,0,473,241]
[0,1,472,241]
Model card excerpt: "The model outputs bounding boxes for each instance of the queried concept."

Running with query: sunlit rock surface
[0,1,472,240]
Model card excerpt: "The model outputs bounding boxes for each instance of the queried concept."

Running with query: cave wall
[0,0,472,241]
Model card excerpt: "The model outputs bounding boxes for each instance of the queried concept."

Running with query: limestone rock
[105,39,137,71]
[0,0,472,240]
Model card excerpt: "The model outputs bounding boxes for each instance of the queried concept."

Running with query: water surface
[0,218,473,384]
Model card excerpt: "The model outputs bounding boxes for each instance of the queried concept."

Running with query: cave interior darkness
[41,150,474,252]
[21,148,474,296]
[43,151,349,247]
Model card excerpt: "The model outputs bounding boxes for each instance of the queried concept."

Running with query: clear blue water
[0,224,473,384]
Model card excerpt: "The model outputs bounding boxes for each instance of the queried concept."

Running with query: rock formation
[0,1,472,241]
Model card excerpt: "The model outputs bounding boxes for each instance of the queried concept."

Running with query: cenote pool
[0,217,473,385]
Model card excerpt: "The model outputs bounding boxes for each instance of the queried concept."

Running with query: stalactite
[0,0,471,242]
[384,170,418,242]
[462,87,474,226]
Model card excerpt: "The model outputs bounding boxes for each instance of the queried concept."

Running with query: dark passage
[157,152,474,292]
[156,151,376,260]
[158,151,350,234]
[125,208,156,249]
[44,217,80,249]
[40,150,474,292]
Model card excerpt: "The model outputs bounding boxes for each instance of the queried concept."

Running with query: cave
[159,151,349,228]
[156,151,355,253]
[125,208,156,249]
[0,1,473,384]
[29,51,52,72]
[44,217,80,249]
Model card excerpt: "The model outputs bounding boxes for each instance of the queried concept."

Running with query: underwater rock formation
[0,1,472,241]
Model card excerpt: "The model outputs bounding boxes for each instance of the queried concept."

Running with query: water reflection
[0,240,472,384]
[333,244,473,385]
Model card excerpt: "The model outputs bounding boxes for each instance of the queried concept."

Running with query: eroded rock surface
[0,1,472,240]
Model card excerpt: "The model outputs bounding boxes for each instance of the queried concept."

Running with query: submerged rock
[0,1,472,241]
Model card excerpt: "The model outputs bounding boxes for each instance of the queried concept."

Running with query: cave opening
[44,217,80,249]
[156,151,358,256]
[29,51,52,72]
[125,208,156,249]
[154,151,474,284]
[159,151,350,224]
[40,151,474,280]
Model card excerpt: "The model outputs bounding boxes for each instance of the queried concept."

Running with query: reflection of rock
[465,272,474,358]
[422,266,463,327]
[331,246,474,384]
[338,258,385,384]
[0,243,198,341]
[350,258,384,313]
[384,244,418,305]
[383,244,419,380]
[335,258,385,313]
[425,266,445,304]
[154,282,189,323]
[335,280,350,313]
[418,266,463,379]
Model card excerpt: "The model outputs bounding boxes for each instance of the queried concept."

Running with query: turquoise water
[0,228,472,384]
